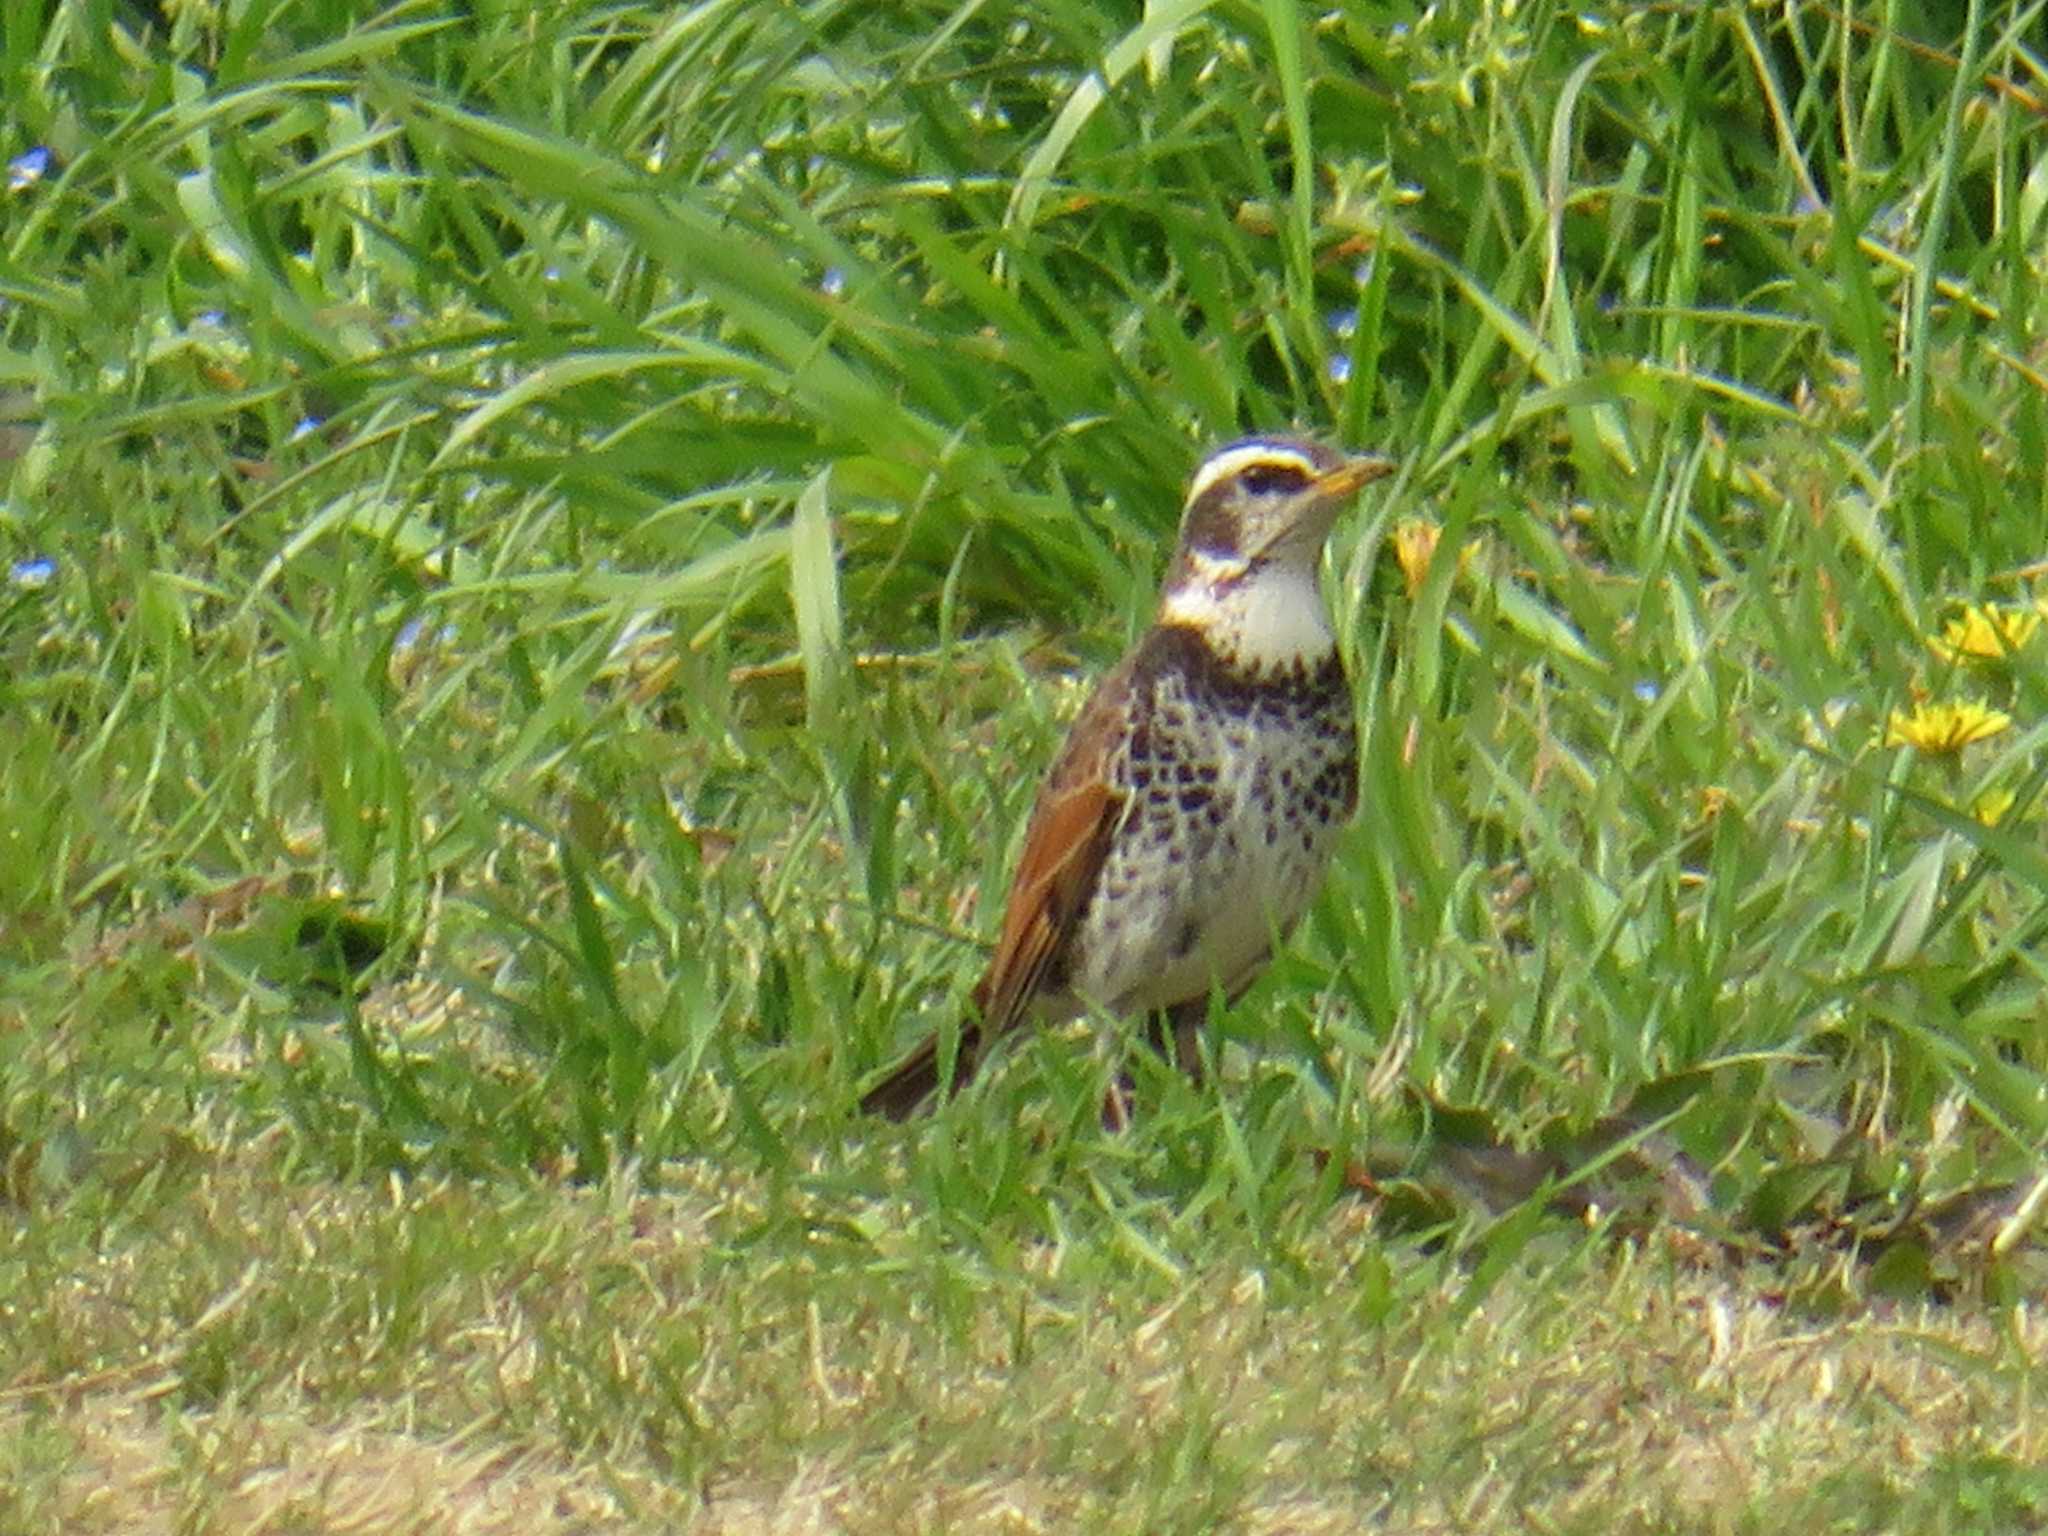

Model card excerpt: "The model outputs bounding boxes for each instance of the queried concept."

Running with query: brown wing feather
[971,723,1123,1036]
[860,661,1133,1118]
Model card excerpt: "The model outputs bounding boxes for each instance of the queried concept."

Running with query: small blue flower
[7,147,50,193]
[10,556,55,589]
[1327,353,1352,384]
[1632,679,1659,703]
[819,266,846,298]
[1327,308,1358,338]
[194,309,228,329]
[1353,257,1376,287]
[391,620,459,656]
[289,416,322,442]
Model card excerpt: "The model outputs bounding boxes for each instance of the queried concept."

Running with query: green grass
[4,0,2048,1526]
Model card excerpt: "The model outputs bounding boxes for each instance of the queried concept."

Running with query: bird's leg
[1104,998,1212,1129]
[1102,1075,1135,1132]
[1148,996,1209,1084]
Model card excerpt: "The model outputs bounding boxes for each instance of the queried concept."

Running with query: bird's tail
[859,1020,987,1120]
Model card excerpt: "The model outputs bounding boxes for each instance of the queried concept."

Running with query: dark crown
[1176,438,1351,561]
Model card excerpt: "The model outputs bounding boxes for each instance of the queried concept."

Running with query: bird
[860,436,1395,1120]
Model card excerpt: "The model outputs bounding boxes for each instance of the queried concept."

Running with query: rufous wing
[860,664,1132,1119]
[970,685,1128,1037]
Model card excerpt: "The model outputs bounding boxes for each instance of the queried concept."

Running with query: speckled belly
[1068,662,1356,1015]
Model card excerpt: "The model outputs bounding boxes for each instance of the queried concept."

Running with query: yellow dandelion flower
[1389,518,1478,597]
[1391,517,1441,597]
[1928,604,2041,662]
[1884,699,2013,756]
[1975,787,2018,826]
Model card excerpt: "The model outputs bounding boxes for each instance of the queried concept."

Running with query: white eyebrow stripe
[1175,549,1249,585]
[1183,443,1320,507]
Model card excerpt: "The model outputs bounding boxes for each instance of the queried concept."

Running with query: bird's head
[1170,437,1393,578]
[1159,437,1395,670]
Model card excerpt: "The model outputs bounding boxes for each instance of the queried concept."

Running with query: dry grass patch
[5,1392,686,1534]
[5,1150,2045,1533]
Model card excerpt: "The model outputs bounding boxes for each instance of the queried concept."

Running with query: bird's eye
[1237,462,1312,496]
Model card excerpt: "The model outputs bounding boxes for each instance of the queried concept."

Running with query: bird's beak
[1314,454,1398,500]
[1250,453,1398,564]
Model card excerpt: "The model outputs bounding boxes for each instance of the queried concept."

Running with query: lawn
[4,0,2048,1529]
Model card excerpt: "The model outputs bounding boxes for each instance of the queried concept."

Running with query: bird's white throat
[1158,554,1335,671]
